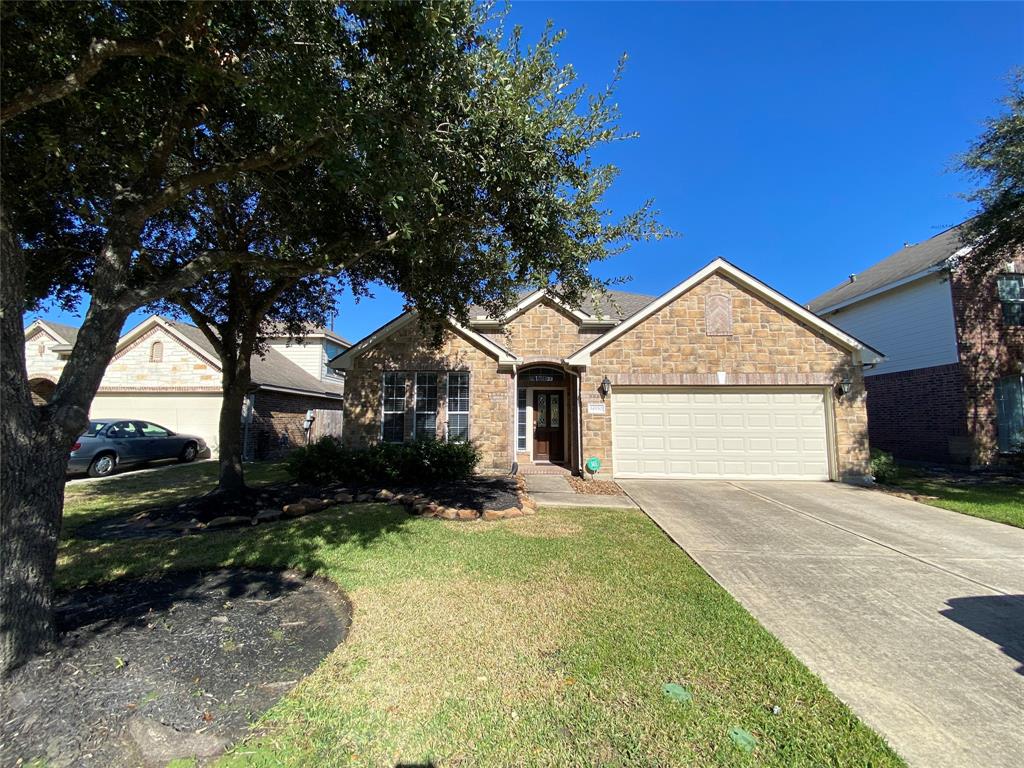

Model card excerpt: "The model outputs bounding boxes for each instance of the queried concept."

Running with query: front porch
[513,364,581,476]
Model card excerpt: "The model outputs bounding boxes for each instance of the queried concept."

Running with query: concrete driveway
[619,480,1024,768]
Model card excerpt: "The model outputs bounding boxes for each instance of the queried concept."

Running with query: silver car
[68,419,208,477]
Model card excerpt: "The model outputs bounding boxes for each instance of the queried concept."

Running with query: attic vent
[705,293,733,336]
[149,340,164,363]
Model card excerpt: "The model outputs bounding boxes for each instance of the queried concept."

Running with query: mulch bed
[567,476,623,496]
[1,569,349,768]
[75,476,528,542]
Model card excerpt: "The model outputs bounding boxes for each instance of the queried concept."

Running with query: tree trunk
[217,356,252,499]
[1,215,131,676]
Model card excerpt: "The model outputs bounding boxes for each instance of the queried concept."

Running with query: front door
[533,390,564,462]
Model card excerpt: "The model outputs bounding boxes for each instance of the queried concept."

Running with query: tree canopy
[958,71,1024,276]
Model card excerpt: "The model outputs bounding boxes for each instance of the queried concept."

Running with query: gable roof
[565,258,884,367]
[25,319,80,347]
[118,316,343,397]
[266,324,351,347]
[467,287,656,326]
[330,310,521,370]
[807,222,969,314]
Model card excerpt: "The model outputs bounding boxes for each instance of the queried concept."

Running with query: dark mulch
[1,569,350,768]
[75,475,522,541]
[409,475,520,511]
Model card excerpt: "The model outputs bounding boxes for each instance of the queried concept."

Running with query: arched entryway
[514,363,579,471]
[29,377,56,406]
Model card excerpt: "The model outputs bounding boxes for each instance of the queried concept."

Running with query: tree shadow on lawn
[58,504,415,591]
[941,594,1024,675]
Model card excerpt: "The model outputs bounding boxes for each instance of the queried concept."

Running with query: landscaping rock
[255,509,282,523]
[502,507,523,518]
[456,508,479,520]
[334,492,354,503]
[355,493,374,502]
[206,515,251,529]
[128,714,230,765]
[282,502,312,517]
[375,489,396,502]
[437,506,459,520]
[482,509,506,521]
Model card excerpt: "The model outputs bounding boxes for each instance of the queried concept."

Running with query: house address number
[587,402,606,414]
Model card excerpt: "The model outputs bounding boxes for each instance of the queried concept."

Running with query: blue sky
[37,1,1024,342]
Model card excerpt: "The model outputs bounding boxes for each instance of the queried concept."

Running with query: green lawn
[889,473,1024,529]
[60,463,903,767]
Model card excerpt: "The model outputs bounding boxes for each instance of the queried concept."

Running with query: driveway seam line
[727,482,1010,596]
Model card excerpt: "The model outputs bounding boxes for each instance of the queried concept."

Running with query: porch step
[516,462,572,476]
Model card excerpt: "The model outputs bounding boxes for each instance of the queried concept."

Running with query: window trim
[381,372,406,443]
[997,274,1024,326]
[447,371,470,442]
[413,372,438,439]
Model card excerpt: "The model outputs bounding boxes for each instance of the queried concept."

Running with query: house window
[996,275,1024,326]
[995,374,1024,453]
[447,372,470,442]
[381,372,406,443]
[517,388,527,451]
[414,373,438,438]
[149,340,163,362]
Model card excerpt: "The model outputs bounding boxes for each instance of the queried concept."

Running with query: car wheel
[179,442,198,463]
[88,453,116,478]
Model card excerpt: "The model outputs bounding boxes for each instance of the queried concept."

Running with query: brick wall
[864,363,969,463]
[249,390,344,459]
[582,273,870,480]
[342,320,513,471]
[949,255,1024,465]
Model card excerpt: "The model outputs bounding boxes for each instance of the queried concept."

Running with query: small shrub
[869,448,900,484]
[285,436,481,487]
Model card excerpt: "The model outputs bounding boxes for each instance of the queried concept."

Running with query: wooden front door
[533,390,564,462]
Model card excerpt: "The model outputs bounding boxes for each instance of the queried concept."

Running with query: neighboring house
[808,222,1024,466]
[332,258,881,482]
[24,316,349,459]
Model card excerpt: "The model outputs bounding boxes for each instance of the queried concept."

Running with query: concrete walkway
[620,479,1024,768]
[523,474,636,509]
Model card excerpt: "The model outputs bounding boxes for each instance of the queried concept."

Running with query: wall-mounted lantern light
[833,378,852,400]
[599,375,612,398]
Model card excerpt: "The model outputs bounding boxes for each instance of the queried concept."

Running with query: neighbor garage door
[612,388,830,480]
[90,393,224,455]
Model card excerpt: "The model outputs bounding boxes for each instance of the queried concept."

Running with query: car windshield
[82,421,108,437]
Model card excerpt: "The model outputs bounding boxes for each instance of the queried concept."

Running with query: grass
[887,472,1024,529]
[59,463,904,767]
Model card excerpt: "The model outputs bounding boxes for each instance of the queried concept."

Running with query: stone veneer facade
[341,269,872,481]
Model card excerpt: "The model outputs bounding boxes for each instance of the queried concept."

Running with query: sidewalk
[523,474,637,509]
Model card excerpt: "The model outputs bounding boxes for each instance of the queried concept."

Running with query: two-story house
[808,222,1024,466]
[24,315,350,459]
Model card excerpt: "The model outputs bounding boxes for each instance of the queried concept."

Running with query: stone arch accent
[149,340,164,362]
[29,377,57,405]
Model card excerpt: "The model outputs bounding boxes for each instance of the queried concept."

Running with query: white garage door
[91,393,224,454]
[612,388,830,480]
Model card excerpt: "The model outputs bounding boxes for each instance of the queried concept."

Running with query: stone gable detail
[101,326,221,391]
[705,293,733,336]
[485,299,596,360]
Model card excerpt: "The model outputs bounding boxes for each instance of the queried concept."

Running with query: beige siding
[822,273,959,376]
[90,393,224,453]
[267,338,331,381]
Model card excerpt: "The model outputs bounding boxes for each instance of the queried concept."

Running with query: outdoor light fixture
[834,378,853,400]
[599,375,612,397]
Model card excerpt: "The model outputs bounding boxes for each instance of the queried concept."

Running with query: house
[807,222,1024,465]
[24,315,349,458]
[331,258,881,482]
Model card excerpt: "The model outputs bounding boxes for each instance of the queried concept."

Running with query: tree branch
[1,2,213,127]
